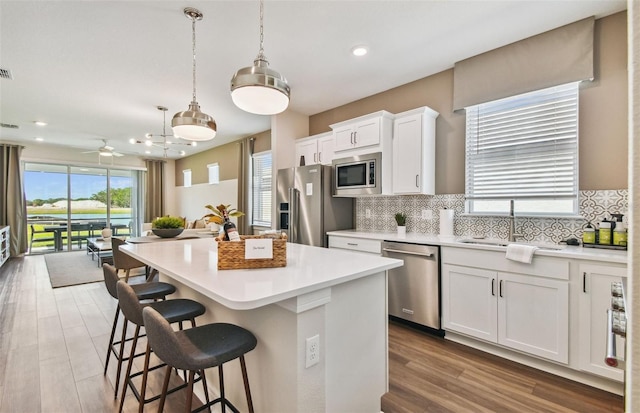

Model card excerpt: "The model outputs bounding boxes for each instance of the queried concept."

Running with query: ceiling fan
[83,139,124,157]
[83,139,124,164]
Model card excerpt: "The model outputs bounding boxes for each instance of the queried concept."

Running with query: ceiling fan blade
[104,145,114,151]
[113,152,124,157]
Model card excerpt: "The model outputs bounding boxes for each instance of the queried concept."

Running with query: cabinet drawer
[328,236,381,254]
[442,246,569,280]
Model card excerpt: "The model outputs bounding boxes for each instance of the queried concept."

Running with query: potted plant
[151,216,185,238]
[395,212,407,237]
[202,204,245,225]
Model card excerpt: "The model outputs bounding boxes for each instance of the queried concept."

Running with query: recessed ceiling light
[351,46,368,57]
[34,121,47,126]
[34,137,44,141]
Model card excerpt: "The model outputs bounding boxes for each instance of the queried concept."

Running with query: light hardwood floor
[1,254,625,412]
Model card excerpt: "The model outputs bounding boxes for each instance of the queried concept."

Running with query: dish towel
[505,244,539,264]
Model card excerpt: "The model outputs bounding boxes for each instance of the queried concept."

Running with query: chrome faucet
[508,200,523,242]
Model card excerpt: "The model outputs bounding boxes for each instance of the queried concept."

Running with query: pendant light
[172,7,216,141]
[131,106,195,158]
[230,0,290,115]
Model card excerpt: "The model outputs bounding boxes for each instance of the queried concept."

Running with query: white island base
[121,239,402,413]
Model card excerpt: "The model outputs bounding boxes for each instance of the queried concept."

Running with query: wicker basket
[217,234,287,270]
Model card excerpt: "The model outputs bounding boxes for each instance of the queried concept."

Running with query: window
[207,163,220,185]
[465,82,579,216]
[251,151,272,227]
[183,169,192,188]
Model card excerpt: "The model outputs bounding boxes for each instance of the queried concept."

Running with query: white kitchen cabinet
[295,132,334,166]
[328,235,381,255]
[442,264,497,342]
[331,111,394,153]
[578,263,626,382]
[442,259,569,363]
[392,107,438,195]
[0,226,10,268]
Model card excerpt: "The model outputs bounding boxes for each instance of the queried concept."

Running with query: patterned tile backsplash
[355,190,628,244]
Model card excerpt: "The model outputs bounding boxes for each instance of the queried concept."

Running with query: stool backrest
[111,237,146,271]
[116,280,144,326]
[142,306,184,368]
[102,263,119,299]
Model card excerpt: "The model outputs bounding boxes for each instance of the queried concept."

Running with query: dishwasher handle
[382,247,433,258]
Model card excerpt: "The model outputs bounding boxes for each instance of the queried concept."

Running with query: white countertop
[327,230,628,264]
[120,238,403,310]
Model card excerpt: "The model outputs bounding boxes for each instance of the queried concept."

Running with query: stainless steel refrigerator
[276,165,353,247]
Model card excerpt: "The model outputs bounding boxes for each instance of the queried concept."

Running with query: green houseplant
[151,216,184,238]
[395,213,407,237]
[202,204,245,225]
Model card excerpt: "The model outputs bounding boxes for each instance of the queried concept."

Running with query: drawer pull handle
[347,242,358,246]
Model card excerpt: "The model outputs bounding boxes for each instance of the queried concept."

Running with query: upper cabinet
[294,132,334,166]
[392,107,439,195]
[331,111,394,153]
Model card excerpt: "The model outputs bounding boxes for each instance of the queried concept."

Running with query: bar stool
[116,280,206,413]
[102,263,177,399]
[111,237,152,282]
[142,306,257,413]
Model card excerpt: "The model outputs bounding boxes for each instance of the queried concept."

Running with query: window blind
[251,151,272,227]
[465,82,579,200]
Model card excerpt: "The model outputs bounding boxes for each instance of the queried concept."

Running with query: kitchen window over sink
[464,82,579,217]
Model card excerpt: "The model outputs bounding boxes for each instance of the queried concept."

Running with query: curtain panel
[144,160,164,223]
[453,16,594,111]
[0,144,28,256]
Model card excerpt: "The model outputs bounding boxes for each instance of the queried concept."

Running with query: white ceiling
[0,0,626,160]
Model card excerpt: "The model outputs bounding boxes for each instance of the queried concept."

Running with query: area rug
[45,251,105,288]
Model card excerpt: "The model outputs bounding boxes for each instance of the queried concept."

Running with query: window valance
[453,17,594,111]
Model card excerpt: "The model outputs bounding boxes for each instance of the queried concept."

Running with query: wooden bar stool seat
[143,306,257,413]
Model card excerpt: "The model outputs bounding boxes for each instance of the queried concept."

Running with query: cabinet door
[442,264,498,342]
[393,114,422,194]
[578,264,625,381]
[295,139,318,166]
[333,126,356,152]
[353,117,381,149]
[497,272,568,363]
[318,135,335,165]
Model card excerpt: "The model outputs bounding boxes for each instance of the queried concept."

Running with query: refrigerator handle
[289,187,300,243]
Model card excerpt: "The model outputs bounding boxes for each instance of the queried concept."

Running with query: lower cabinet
[0,226,9,268]
[442,263,569,363]
[578,263,626,382]
[328,235,381,255]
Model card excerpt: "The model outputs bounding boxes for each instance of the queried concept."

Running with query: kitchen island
[121,237,403,413]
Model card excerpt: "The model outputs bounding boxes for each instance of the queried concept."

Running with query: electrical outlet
[421,209,433,220]
[305,334,320,368]
[365,208,371,218]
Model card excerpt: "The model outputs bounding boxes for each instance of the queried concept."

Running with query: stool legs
[104,306,120,376]
[240,356,255,413]
[118,324,141,413]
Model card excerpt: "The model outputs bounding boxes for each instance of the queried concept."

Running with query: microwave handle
[288,187,300,243]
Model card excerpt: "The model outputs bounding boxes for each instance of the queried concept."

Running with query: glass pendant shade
[171,101,217,141]
[231,57,290,115]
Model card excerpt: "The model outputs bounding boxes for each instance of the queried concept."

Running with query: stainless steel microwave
[332,152,381,196]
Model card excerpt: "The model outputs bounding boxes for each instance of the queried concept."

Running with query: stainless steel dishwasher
[382,241,442,334]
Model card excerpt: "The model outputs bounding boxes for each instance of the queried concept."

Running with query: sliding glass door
[24,162,142,253]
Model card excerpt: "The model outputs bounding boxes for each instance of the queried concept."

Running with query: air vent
[0,68,13,80]
[0,123,19,129]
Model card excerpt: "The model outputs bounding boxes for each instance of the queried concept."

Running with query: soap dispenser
[582,222,596,244]
[598,217,613,245]
[612,214,627,247]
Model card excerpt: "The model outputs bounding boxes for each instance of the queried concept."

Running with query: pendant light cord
[191,17,197,103]
[256,0,265,61]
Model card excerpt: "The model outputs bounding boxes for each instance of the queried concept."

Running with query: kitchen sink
[457,238,565,251]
